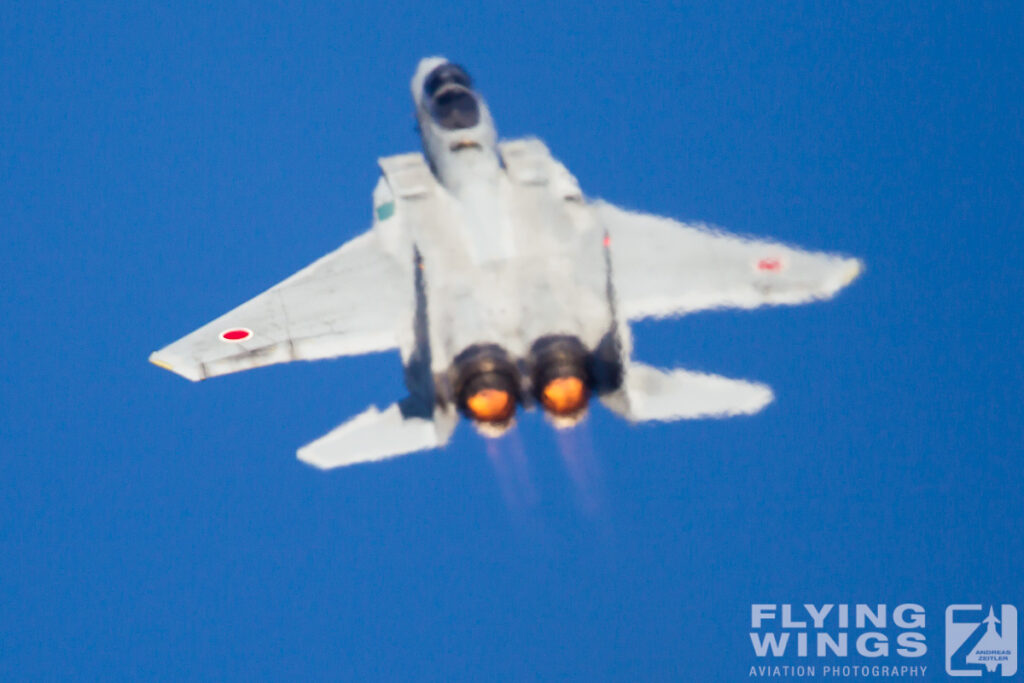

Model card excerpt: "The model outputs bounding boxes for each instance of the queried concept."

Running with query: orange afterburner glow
[466,389,514,422]
[541,377,587,415]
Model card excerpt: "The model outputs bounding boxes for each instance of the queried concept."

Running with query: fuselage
[375,58,621,432]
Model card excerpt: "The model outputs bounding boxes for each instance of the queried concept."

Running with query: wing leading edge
[150,230,412,381]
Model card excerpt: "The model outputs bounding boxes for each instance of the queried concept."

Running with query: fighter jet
[150,57,863,469]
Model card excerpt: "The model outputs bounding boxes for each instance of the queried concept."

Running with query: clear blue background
[2,2,1022,680]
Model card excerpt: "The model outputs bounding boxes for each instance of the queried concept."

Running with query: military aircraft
[150,57,863,469]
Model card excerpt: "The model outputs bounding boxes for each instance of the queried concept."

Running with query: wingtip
[752,383,776,414]
[148,351,204,382]
[148,353,174,372]
[842,258,865,287]
[296,446,333,470]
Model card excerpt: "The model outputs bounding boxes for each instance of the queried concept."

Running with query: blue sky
[2,2,1022,680]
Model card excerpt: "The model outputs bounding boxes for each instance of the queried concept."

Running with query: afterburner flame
[466,388,514,422]
[541,376,587,415]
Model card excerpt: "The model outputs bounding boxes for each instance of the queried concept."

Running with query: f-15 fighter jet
[150,57,863,469]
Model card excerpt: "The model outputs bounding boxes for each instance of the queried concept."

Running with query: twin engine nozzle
[451,336,592,434]
[452,344,520,428]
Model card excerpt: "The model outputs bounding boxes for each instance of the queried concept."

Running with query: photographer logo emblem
[946,605,1017,677]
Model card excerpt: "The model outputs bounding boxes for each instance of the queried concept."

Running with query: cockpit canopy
[423,63,480,131]
[423,63,473,98]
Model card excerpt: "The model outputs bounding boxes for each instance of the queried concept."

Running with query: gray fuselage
[372,58,619,427]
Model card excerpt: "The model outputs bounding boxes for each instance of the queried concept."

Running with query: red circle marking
[220,328,253,342]
[603,235,611,248]
[757,257,782,272]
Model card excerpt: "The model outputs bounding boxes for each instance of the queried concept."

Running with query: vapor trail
[485,429,537,512]
[554,421,604,515]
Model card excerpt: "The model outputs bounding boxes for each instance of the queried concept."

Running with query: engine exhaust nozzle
[452,344,520,431]
[530,336,591,425]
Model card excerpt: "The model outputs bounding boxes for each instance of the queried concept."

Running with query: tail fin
[297,397,457,469]
[600,362,773,422]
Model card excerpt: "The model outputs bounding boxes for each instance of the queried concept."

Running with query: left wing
[596,201,863,321]
[150,229,412,381]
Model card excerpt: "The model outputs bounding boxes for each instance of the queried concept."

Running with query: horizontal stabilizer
[601,363,773,422]
[297,399,456,469]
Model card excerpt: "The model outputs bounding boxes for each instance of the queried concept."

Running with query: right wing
[596,201,863,321]
[150,229,412,381]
